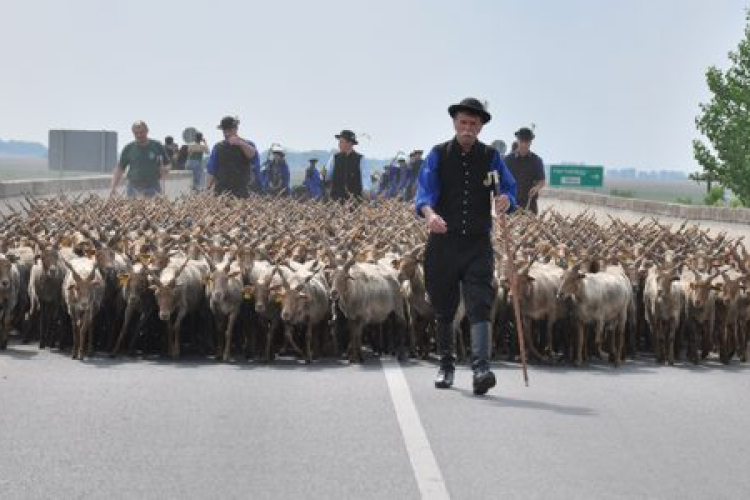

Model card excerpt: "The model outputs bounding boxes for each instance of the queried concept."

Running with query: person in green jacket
[110,121,171,197]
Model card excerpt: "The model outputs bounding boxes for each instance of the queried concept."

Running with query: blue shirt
[262,159,291,194]
[303,167,323,199]
[206,138,262,187]
[385,163,402,199]
[415,140,517,219]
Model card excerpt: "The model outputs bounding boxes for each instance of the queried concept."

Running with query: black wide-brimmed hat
[217,116,240,130]
[335,129,358,145]
[448,97,491,124]
[409,149,424,157]
[515,127,535,141]
[308,158,319,164]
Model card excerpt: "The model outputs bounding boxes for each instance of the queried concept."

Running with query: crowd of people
[110,118,366,202]
[109,114,545,211]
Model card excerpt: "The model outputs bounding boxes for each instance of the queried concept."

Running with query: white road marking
[382,358,450,500]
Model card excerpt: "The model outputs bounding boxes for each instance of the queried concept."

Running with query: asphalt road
[2,340,750,500]
[4,198,750,500]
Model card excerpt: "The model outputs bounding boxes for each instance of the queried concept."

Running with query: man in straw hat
[415,97,517,395]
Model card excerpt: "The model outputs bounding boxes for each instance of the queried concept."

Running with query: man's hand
[426,212,448,234]
[228,135,243,146]
[494,194,511,214]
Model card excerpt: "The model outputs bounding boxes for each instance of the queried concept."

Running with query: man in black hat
[415,97,517,395]
[303,158,323,200]
[504,127,545,214]
[327,129,365,202]
[402,150,424,200]
[205,116,261,198]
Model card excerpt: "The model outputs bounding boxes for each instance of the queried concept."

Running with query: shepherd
[415,97,517,395]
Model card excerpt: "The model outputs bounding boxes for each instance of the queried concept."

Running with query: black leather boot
[435,321,455,389]
[471,322,496,395]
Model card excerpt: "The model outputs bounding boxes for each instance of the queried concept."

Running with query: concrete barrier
[0,171,192,210]
[542,187,750,224]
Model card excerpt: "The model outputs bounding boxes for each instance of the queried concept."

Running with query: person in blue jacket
[303,158,323,200]
[401,150,424,200]
[377,165,392,198]
[415,97,517,396]
[383,161,400,199]
[205,116,262,198]
[387,158,407,199]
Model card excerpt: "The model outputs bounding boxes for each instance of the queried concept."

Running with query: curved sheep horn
[170,259,190,286]
[61,257,83,282]
[265,265,278,287]
[279,268,290,291]
[343,258,356,275]
[202,248,216,273]
[76,225,103,250]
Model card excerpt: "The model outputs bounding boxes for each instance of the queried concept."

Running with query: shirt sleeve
[117,144,130,169]
[324,155,334,181]
[492,151,517,213]
[282,161,291,193]
[536,155,546,181]
[206,144,219,175]
[157,143,169,166]
[361,157,370,192]
[414,146,440,217]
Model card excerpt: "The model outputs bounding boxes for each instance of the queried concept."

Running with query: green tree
[693,11,750,205]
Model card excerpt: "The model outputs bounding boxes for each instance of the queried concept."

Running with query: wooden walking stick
[498,211,530,387]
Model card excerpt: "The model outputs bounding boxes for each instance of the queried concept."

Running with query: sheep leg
[223,312,237,362]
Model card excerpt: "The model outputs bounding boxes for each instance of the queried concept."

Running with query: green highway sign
[549,164,604,188]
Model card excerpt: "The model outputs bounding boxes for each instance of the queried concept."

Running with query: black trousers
[423,232,495,325]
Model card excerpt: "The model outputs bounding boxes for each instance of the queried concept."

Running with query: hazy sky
[2,0,748,170]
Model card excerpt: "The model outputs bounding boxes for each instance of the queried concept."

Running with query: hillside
[0,138,47,157]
